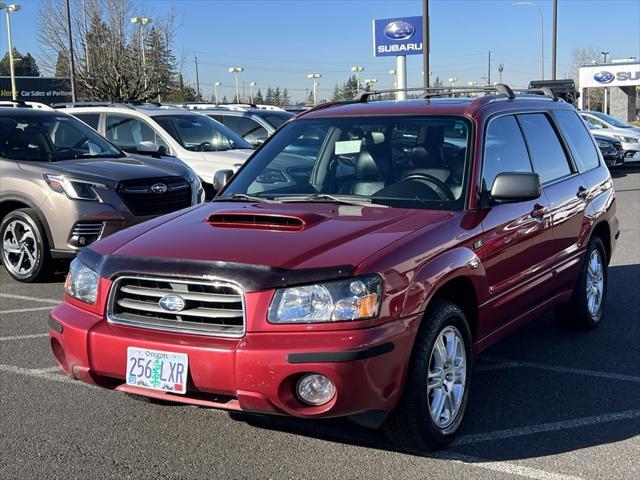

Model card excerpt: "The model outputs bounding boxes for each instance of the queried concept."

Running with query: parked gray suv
[0,106,203,282]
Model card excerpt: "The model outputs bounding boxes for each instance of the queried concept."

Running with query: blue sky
[2,0,639,101]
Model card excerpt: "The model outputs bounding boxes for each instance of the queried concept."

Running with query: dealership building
[578,61,640,121]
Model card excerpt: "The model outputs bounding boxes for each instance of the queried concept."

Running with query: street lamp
[131,17,152,89]
[448,77,457,87]
[228,67,244,102]
[213,81,222,104]
[364,78,377,91]
[389,69,397,88]
[351,66,364,92]
[601,51,610,63]
[0,3,21,101]
[307,73,321,106]
[249,82,257,104]
[513,1,544,79]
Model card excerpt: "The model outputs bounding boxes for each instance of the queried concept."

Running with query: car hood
[99,201,453,271]
[18,156,189,187]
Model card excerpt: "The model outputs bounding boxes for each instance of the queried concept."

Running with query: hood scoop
[207,210,326,231]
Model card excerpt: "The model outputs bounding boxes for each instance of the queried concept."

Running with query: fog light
[296,374,335,406]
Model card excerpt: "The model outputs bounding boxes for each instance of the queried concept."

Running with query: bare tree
[38,0,177,101]
[569,46,607,111]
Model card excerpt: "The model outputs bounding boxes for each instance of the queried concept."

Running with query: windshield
[221,116,471,210]
[255,111,294,128]
[153,114,254,151]
[0,112,123,161]
[589,111,631,128]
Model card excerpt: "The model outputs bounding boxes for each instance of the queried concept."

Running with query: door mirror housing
[213,169,234,192]
[489,172,541,204]
[137,141,160,153]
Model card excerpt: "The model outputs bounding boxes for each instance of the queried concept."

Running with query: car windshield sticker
[335,140,362,155]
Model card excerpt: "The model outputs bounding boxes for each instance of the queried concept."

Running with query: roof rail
[354,83,517,102]
[51,101,135,110]
[0,100,54,110]
[514,87,559,101]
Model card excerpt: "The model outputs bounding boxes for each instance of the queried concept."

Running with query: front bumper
[49,302,418,419]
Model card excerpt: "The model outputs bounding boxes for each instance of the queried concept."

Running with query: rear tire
[0,208,50,282]
[384,300,473,451]
[555,236,607,330]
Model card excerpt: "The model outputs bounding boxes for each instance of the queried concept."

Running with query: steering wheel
[402,172,456,202]
[195,141,213,151]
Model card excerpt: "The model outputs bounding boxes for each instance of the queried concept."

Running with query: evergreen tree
[273,87,281,106]
[281,88,290,105]
[222,95,228,103]
[54,51,69,77]
[265,87,274,105]
[332,83,342,101]
[0,48,40,76]
[164,74,198,102]
[254,88,264,103]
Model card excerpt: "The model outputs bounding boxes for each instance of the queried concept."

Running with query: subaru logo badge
[384,20,415,40]
[593,71,615,84]
[159,294,186,312]
[151,183,168,194]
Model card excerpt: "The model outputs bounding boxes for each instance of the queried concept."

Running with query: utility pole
[487,51,492,85]
[194,56,201,100]
[64,0,77,101]
[551,0,557,79]
[498,63,504,83]
[422,0,429,88]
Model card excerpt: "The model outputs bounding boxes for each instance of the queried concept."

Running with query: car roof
[298,96,572,120]
[0,107,69,117]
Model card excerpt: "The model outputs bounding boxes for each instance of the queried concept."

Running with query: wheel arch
[591,220,611,264]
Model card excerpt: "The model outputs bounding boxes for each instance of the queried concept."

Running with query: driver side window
[482,115,533,190]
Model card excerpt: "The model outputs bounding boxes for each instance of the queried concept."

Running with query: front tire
[384,300,473,451]
[556,236,607,329]
[0,208,50,282]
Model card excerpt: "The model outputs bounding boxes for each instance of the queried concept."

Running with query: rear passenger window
[554,111,600,172]
[482,115,532,190]
[517,114,572,184]
[74,113,100,130]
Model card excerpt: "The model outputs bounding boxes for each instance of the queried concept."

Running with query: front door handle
[530,203,545,218]
[577,186,588,199]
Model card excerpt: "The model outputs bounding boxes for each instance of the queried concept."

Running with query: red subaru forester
[50,85,618,450]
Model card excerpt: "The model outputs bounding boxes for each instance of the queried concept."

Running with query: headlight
[268,275,381,323]
[65,258,99,304]
[44,174,105,201]
[612,135,638,144]
[597,141,611,149]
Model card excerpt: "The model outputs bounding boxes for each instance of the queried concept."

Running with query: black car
[593,133,624,167]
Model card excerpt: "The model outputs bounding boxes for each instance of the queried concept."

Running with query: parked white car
[58,104,254,195]
[580,111,640,162]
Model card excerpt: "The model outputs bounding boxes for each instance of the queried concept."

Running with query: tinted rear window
[554,110,600,172]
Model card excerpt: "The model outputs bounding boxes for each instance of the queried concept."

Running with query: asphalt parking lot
[1,166,638,480]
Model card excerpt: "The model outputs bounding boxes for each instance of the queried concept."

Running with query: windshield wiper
[211,193,277,203]
[278,193,384,208]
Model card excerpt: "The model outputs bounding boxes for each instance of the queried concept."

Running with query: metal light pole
[551,0,557,79]
[194,56,201,100]
[0,3,21,101]
[228,67,244,102]
[498,63,504,83]
[601,51,609,63]
[249,82,257,104]
[307,73,321,106]
[351,66,364,93]
[213,81,221,104]
[513,1,543,80]
[422,0,429,88]
[389,69,396,88]
[131,17,152,90]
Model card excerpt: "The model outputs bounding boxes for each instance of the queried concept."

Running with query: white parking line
[0,364,82,386]
[453,409,640,446]
[0,333,49,341]
[483,356,640,384]
[0,293,60,304]
[440,451,585,480]
[0,306,57,315]
[475,361,521,372]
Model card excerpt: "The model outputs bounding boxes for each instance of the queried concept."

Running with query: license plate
[126,347,188,394]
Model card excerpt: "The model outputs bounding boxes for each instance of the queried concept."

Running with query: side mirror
[137,141,160,154]
[489,172,541,204]
[213,169,234,192]
[592,123,603,129]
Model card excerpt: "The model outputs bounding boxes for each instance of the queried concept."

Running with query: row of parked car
[0,98,637,284]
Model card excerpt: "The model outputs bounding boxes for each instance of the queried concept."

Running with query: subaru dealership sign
[373,16,423,57]
[578,63,640,88]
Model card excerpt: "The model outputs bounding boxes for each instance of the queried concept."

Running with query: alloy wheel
[2,219,39,277]
[427,325,467,429]
[586,249,604,318]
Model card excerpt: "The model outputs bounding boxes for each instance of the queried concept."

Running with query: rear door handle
[577,186,588,199]
[530,203,545,218]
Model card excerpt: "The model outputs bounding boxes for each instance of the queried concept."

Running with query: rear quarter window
[553,110,600,172]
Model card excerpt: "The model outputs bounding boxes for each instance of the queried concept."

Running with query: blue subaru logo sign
[593,71,615,84]
[384,21,415,40]
[373,16,423,57]
[159,294,186,313]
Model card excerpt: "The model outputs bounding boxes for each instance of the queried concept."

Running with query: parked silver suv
[0,106,203,282]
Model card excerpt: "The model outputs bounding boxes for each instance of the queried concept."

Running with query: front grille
[71,221,104,237]
[108,276,245,337]
[118,176,191,216]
